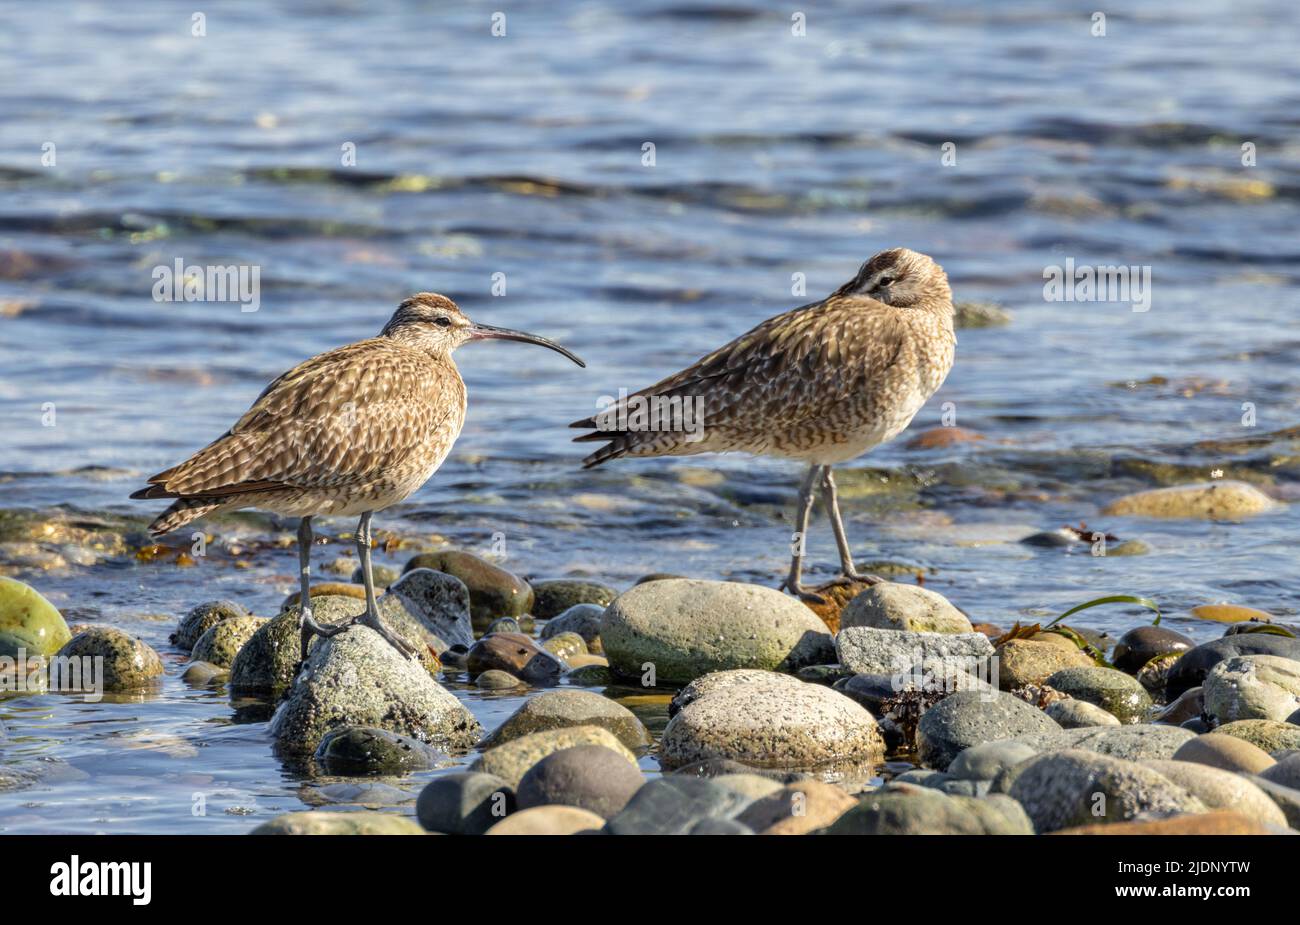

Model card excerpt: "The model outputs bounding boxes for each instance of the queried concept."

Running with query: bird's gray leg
[350,512,419,659]
[820,467,883,586]
[297,516,348,664]
[779,465,826,604]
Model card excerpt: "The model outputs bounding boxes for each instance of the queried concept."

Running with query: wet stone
[171,599,248,651]
[476,669,524,690]
[56,626,163,692]
[314,726,451,776]
[541,631,588,663]
[531,580,617,619]
[403,550,533,627]
[485,617,521,635]
[516,744,645,819]
[472,725,638,789]
[1166,634,1300,698]
[466,632,566,686]
[416,771,516,834]
[541,603,605,652]
[483,689,651,751]
[604,776,750,835]
[191,615,266,668]
[1112,625,1195,674]
[1043,666,1153,724]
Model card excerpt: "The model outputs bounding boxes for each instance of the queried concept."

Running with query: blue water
[1,0,1298,831]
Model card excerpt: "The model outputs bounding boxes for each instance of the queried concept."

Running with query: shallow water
[2,1,1299,832]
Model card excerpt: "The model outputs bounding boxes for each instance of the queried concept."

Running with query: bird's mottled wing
[143,339,458,497]
[573,296,904,454]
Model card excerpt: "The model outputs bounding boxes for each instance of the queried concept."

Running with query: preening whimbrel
[572,248,955,602]
[133,293,584,659]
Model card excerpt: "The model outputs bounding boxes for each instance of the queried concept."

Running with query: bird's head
[837,248,951,308]
[382,292,585,366]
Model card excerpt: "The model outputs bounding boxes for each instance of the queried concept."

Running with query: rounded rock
[1170,732,1275,774]
[916,690,1060,771]
[659,673,883,772]
[483,689,652,751]
[1007,749,1205,832]
[1111,625,1195,674]
[191,615,266,669]
[516,744,645,818]
[402,550,532,628]
[838,582,972,634]
[315,726,450,776]
[56,627,163,692]
[1043,666,1152,724]
[484,805,604,835]
[601,579,834,684]
[269,625,481,757]
[1167,634,1300,698]
[475,669,524,690]
[541,603,605,652]
[541,631,588,662]
[0,578,71,658]
[1045,698,1121,728]
[472,725,638,789]
[171,599,247,651]
[415,771,516,834]
[466,632,566,686]
[995,638,1095,690]
[531,580,617,619]
[1143,759,1286,827]
[1213,718,1300,753]
[251,811,425,835]
[1102,480,1278,519]
[1202,654,1300,724]
[229,596,360,698]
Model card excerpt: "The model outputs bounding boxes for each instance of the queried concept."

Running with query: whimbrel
[133,293,584,659]
[571,248,954,602]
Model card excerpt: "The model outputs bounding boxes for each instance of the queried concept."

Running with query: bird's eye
[877,275,895,287]
[434,316,453,327]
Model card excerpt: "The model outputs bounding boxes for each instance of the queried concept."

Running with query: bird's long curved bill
[469,322,586,367]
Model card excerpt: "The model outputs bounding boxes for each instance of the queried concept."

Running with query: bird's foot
[351,610,420,660]
[778,576,827,606]
[826,570,885,588]
[296,607,351,669]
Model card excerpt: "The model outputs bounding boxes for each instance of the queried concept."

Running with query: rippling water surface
[2,1,1299,832]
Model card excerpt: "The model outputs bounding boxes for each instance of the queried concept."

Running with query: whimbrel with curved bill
[133,293,584,659]
[571,248,954,602]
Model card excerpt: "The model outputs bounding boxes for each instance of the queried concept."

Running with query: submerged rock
[402,550,532,627]
[1102,480,1278,519]
[601,579,834,684]
[191,615,266,668]
[171,599,248,651]
[56,627,163,692]
[314,726,450,776]
[269,625,480,757]
[658,672,883,773]
[838,581,972,633]
[484,689,650,750]
[0,577,71,657]
[251,811,425,835]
